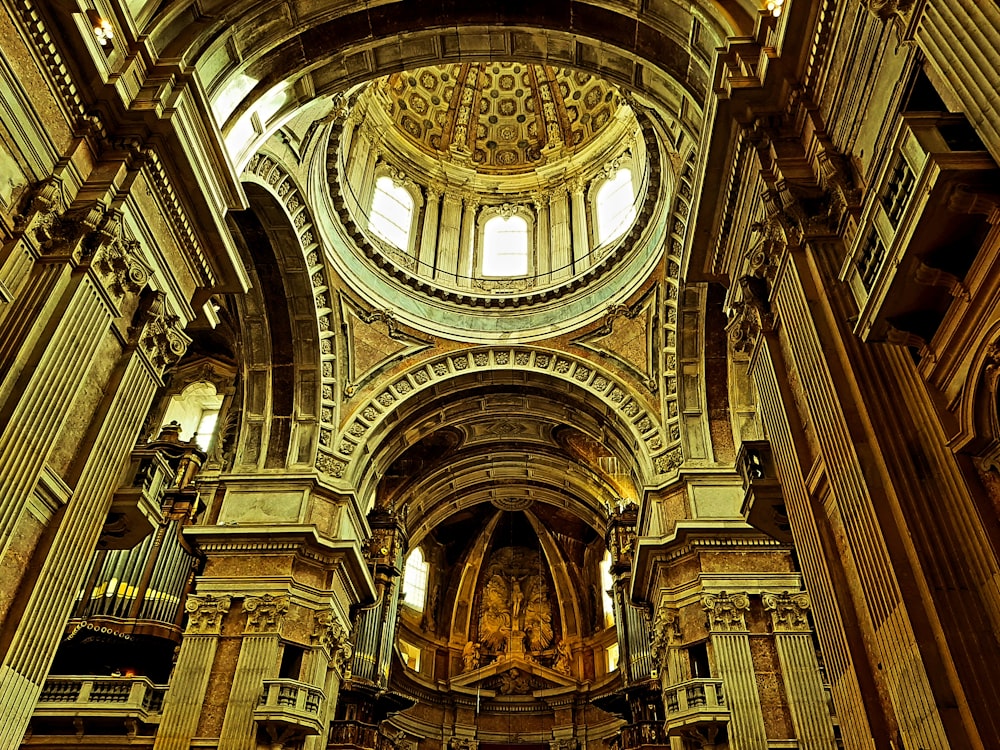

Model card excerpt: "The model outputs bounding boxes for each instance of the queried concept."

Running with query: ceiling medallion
[491,497,534,511]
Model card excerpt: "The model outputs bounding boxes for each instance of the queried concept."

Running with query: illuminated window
[482,215,529,277]
[160,381,223,452]
[398,639,421,671]
[600,550,615,627]
[369,176,414,251]
[607,642,620,672]
[595,168,636,245]
[402,547,429,611]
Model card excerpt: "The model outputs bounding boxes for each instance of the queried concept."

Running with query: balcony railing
[35,675,166,719]
[664,678,729,735]
[327,720,397,750]
[253,678,326,736]
[606,720,671,750]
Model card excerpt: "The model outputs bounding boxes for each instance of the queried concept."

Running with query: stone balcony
[253,678,326,736]
[663,678,729,736]
[34,675,166,721]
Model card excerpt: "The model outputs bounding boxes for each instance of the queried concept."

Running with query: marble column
[569,179,589,271]
[702,592,767,750]
[762,592,837,749]
[436,193,463,285]
[154,595,233,750]
[456,195,478,284]
[549,189,572,281]
[218,595,289,750]
[418,186,441,277]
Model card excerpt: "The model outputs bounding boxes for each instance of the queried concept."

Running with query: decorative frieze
[243,594,289,634]
[762,591,811,633]
[184,594,233,635]
[702,591,750,633]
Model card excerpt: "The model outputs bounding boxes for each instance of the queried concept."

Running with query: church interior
[2,1,1000,749]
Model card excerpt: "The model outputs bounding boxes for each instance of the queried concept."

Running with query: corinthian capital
[243,594,290,634]
[133,292,190,373]
[184,594,232,635]
[702,591,750,633]
[762,591,811,633]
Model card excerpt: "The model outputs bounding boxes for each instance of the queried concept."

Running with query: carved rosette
[762,591,811,633]
[702,591,750,633]
[243,594,290,634]
[313,609,355,673]
[184,594,232,635]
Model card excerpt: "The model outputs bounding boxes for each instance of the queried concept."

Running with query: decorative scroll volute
[762,591,811,633]
[184,594,232,635]
[702,591,750,633]
[313,609,354,674]
[243,594,289,634]
[133,291,191,374]
[649,602,681,671]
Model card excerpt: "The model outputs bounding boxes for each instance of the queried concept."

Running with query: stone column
[154,595,233,750]
[0,286,186,748]
[456,194,478,284]
[418,186,441,277]
[436,192,463,285]
[762,592,837,749]
[533,196,550,283]
[702,592,767,750]
[218,595,289,750]
[569,179,589,271]
[549,189,572,281]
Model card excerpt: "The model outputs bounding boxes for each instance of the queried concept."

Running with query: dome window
[402,547,429,611]
[369,175,414,251]
[595,167,637,246]
[482,214,529,277]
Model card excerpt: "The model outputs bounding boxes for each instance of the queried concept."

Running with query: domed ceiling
[373,63,624,174]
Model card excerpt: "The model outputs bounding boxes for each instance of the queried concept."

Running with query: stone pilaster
[457,195,478,283]
[418,187,441,275]
[762,592,837,749]
[701,592,767,750]
[155,595,233,750]
[549,189,572,281]
[0,290,185,748]
[218,594,289,749]
[533,195,551,281]
[569,179,589,270]
[436,193,463,284]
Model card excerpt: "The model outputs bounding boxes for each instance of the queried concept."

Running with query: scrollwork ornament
[314,609,354,673]
[93,237,151,300]
[243,594,289,634]
[184,594,232,635]
[649,603,680,672]
[702,591,750,633]
[134,292,190,373]
[862,0,915,21]
[762,591,811,633]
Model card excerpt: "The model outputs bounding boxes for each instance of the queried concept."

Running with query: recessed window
[160,381,224,452]
[607,642,620,672]
[402,547,429,611]
[595,168,636,245]
[369,176,414,251]
[398,639,421,671]
[482,215,529,277]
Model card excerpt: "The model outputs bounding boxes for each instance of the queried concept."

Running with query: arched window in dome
[482,214,529,277]
[369,175,414,251]
[595,167,637,246]
[600,550,615,627]
[402,547,429,611]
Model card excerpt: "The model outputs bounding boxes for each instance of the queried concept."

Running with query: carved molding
[135,292,191,373]
[184,594,233,635]
[762,591,811,633]
[862,0,916,21]
[649,603,681,671]
[702,591,750,633]
[243,594,290,634]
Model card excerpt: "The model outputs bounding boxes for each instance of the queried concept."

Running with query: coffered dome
[374,63,624,174]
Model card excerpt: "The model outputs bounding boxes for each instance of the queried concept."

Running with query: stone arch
[229,168,325,469]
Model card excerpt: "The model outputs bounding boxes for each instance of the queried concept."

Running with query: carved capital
[313,609,354,674]
[702,591,750,633]
[184,594,232,635]
[134,292,190,373]
[243,594,289,634]
[649,603,681,671]
[762,591,811,633]
[862,0,915,21]
[93,237,152,301]
[450,738,479,750]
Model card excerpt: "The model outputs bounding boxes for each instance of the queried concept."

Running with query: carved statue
[553,639,572,675]
[478,547,554,655]
[462,640,480,672]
